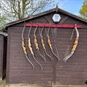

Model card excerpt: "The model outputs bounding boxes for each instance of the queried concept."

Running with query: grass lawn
[0,80,6,87]
[0,80,87,87]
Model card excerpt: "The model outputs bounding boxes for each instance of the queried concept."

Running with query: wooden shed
[0,32,7,80]
[5,7,87,86]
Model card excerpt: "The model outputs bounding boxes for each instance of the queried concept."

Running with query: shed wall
[6,12,87,86]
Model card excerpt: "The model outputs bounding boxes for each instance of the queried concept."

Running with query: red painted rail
[25,23,82,29]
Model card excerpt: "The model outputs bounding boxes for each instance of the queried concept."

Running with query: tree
[0,0,53,21]
[79,0,87,18]
[0,15,7,30]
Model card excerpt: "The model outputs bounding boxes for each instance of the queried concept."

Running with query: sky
[58,0,84,15]
[45,0,84,16]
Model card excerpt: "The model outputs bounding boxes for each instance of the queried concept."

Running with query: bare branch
[0,0,53,20]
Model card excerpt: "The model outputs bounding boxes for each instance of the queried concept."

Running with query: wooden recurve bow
[34,26,46,62]
[21,24,34,69]
[47,27,60,61]
[44,16,60,61]
[39,27,53,60]
[63,24,79,62]
[28,26,43,70]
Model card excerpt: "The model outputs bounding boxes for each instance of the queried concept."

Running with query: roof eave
[0,32,8,37]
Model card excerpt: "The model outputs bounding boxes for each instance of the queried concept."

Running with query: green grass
[0,80,87,87]
[0,79,6,87]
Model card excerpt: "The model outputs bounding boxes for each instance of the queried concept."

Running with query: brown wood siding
[0,35,4,80]
[6,12,87,86]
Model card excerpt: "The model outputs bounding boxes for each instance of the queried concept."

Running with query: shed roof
[5,7,87,29]
[0,32,8,37]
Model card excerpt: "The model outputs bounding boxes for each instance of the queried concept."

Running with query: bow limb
[63,52,74,62]
[32,55,43,70]
[47,28,60,61]
[22,24,34,69]
[63,24,79,62]
[28,26,43,70]
[37,50,46,62]
[39,27,53,60]
[34,27,46,62]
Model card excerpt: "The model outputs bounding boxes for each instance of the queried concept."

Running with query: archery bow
[64,28,75,58]
[39,27,53,60]
[28,26,43,70]
[34,26,46,62]
[22,24,34,69]
[63,24,79,62]
[47,27,60,61]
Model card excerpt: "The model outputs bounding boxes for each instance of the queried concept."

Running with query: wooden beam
[25,23,82,29]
